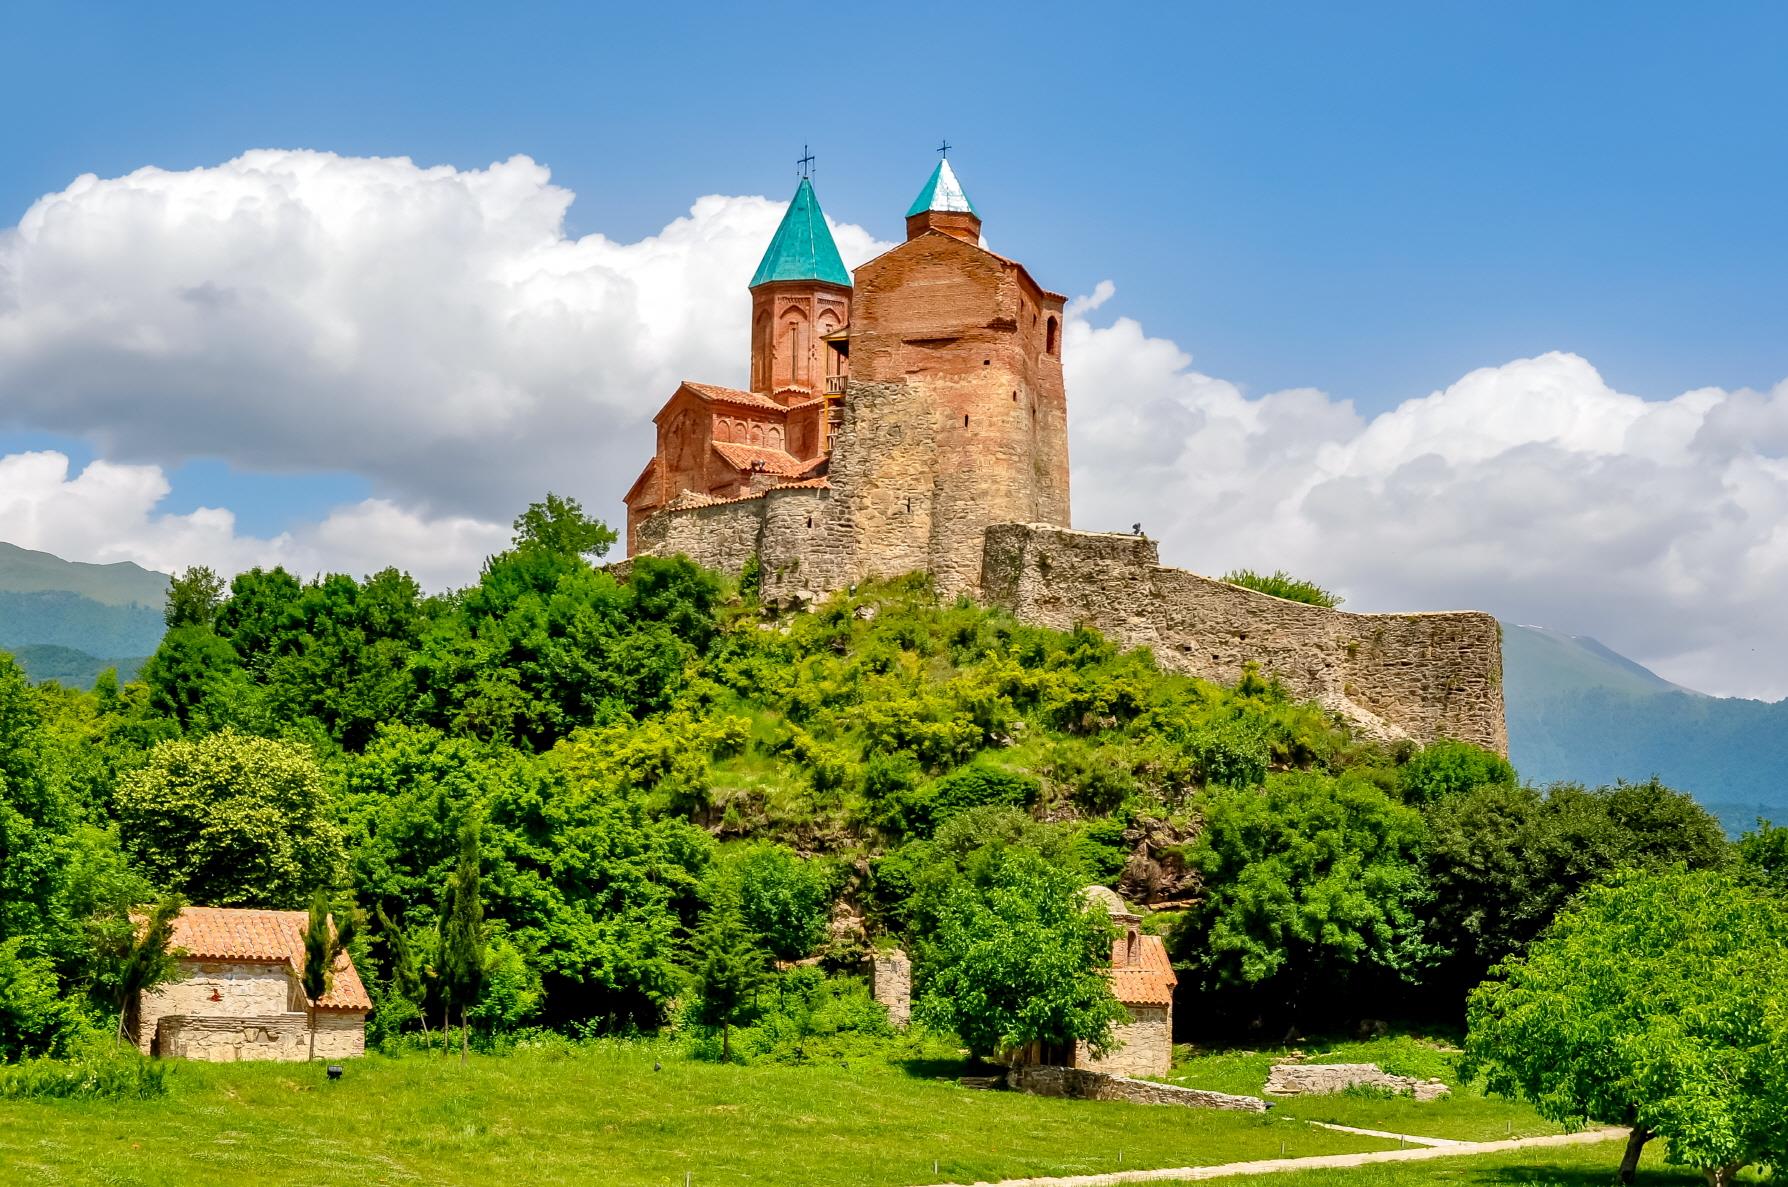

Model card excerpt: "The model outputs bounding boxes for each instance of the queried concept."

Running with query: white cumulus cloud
[1066,306,1788,699]
[0,150,888,518]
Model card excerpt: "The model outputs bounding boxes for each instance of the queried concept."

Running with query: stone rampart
[981,524,1506,753]
[1266,1062,1450,1101]
[1008,1064,1268,1112]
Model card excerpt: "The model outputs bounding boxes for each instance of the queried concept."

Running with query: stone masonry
[866,949,912,1028]
[981,524,1507,753]
[1266,1062,1451,1102]
[1009,1064,1268,1112]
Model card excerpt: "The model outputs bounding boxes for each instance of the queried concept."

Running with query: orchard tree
[915,848,1125,1061]
[1464,869,1788,1186]
[116,731,345,907]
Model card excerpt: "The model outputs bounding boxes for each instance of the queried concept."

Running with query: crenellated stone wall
[980,524,1506,753]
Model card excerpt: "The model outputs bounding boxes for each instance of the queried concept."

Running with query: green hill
[1501,623,1788,831]
[0,541,168,606]
[0,541,168,665]
[3,644,146,688]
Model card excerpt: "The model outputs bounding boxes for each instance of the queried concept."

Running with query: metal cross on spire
[937,139,952,159]
[797,145,815,178]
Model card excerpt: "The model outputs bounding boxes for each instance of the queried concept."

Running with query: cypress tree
[301,890,359,1063]
[691,903,767,1062]
[440,819,485,1067]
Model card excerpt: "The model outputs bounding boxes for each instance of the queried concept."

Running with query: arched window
[1045,316,1059,357]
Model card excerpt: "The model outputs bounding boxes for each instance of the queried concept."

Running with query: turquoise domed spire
[905,158,977,218]
[750,177,851,288]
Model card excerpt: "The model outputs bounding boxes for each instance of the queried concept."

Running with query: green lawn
[1167,1033,1565,1142]
[1188,1138,1770,1185]
[0,1042,1390,1186]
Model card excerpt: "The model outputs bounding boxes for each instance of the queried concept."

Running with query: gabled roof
[711,441,807,477]
[673,381,786,414]
[166,906,372,1011]
[1108,933,1177,1008]
[751,178,851,289]
[906,158,977,217]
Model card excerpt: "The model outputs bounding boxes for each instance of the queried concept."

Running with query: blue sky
[9,1,1784,415]
[2,2,1786,694]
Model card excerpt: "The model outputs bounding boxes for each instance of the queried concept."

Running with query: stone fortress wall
[981,524,1507,752]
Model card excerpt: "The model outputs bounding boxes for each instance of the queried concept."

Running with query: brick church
[623,156,1071,600]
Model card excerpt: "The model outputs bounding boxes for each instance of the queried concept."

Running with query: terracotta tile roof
[711,441,808,477]
[1108,933,1176,1008]
[771,477,830,490]
[681,381,785,413]
[167,906,372,1012]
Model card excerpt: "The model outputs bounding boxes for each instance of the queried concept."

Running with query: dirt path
[1303,1121,1463,1147]
[908,1126,1627,1187]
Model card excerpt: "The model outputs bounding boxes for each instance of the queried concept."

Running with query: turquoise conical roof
[905,158,977,218]
[750,177,851,288]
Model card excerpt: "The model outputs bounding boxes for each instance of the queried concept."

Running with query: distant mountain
[0,541,168,674]
[0,541,168,606]
[1501,623,1788,833]
[6,644,146,688]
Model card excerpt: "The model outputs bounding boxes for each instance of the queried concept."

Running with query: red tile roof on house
[711,441,807,477]
[167,906,372,1011]
[680,381,786,413]
[1109,933,1176,1008]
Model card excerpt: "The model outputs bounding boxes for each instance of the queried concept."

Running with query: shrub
[1219,569,1343,608]
[1398,739,1516,804]
[0,1038,168,1100]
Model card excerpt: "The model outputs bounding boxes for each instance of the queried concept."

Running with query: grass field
[1167,1033,1565,1143]
[1188,1139,1770,1185]
[0,1041,1388,1187]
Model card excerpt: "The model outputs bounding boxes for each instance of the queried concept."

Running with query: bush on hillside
[1219,569,1344,608]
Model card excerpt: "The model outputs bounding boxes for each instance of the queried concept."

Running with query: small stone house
[1011,886,1177,1078]
[137,906,371,1062]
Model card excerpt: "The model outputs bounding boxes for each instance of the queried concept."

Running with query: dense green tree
[1464,870,1788,1186]
[0,654,72,944]
[1423,779,1729,998]
[440,819,486,1065]
[511,492,617,559]
[915,847,1125,1061]
[115,731,345,907]
[1175,772,1433,1021]
[139,625,257,732]
[373,905,429,1047]
[162,565,227,629]
[709,843,837,963]
[689,901,769,1062]
[0,938,80,1060]
[1736,818,1788,892]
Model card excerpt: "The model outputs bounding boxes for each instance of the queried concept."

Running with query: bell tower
[748,175,852,404]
